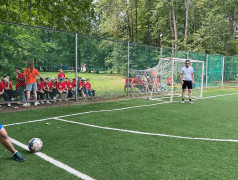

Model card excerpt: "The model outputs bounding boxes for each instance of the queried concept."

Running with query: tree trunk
[184,0,190,47]
[146,0,152,44]
[135,0,138,42]
[169,6,175,50]
[170,0,178,50]
[131,7,134,41]
[126,9,131,40]
[229,9,236,40]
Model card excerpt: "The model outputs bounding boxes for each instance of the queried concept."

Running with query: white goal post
[155,58,205,102]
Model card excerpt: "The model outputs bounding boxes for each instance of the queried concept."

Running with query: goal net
[147,58,204,102]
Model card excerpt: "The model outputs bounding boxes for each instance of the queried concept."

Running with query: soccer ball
[28,138,43,152]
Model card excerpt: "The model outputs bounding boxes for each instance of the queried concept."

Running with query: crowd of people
[125,67,179,93]
[124,75,171,93]
[0,62,94,107]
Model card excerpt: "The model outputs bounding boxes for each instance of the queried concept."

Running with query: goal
[149,58,204,102]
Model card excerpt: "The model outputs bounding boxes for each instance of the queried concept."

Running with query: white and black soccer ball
[28,138,43,152]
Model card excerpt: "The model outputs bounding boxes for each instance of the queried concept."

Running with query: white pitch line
[3,101,171,127]
[55,118,238,143]
[3,118,53,127]
[9,137,95,180]
[54,101,171,119]
[46,93,238,120]
[202,93,238,99]
[3,93,238,128]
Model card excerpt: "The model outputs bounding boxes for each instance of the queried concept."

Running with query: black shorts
[182,80,192,89]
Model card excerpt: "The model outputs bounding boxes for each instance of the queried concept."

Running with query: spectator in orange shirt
[24,62,44,106]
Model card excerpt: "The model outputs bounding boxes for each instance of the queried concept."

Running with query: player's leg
[0,125,26,162]
[188,81,193,104]
[188,89,193,104]
[0,126,16,154]
[181,81,186,103]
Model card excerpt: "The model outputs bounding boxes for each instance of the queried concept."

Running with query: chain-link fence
[0,21,238,105]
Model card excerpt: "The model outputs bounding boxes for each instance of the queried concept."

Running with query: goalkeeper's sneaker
[181,100,184,104]
[189,101,194,104]
[13,152,26,162]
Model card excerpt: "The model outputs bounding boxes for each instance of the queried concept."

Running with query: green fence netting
[0,21,238,104]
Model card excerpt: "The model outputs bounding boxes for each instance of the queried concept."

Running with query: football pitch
[1,88,238,180]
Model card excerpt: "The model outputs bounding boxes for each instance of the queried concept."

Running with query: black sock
[182,98,184,101]
[189,99,192,101]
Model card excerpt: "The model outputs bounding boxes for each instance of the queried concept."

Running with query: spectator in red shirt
[72,78,76,87]
[16,68,26,103]
[67,78,75,98]
[64,78,69,87]
[167,77,171,86]
[42,78,51,104]
[58,69,65,80]
[124,77,133,92]
[167,77,177,90]
[0,78,10,106]
[3,77,17,101]
[57,77,68,100]
[48,77,58,100]
[78,77,86,98]
[83,78,93,99]
[36,79,45,103]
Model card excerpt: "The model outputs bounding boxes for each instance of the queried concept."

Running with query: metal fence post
[170,57,174,102]
[205,54,208,90]
[160,47,163,59]
[75,33,78,101]
[127,42,130,96]
[222,56,225,87]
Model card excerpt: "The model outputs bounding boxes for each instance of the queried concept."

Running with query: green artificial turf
[1,90,238,179]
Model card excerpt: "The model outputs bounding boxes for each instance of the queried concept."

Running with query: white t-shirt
[180,66,193,81]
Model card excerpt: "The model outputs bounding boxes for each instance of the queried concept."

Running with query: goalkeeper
[179,60,195,104]
[0,123,26,162]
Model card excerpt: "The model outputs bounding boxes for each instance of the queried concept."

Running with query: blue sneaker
[13,152,26,162]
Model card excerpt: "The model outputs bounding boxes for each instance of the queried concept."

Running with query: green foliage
[0,63,15,79]
[0,1,95,34]
[0,0,238,78]
[95,0,238,56]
